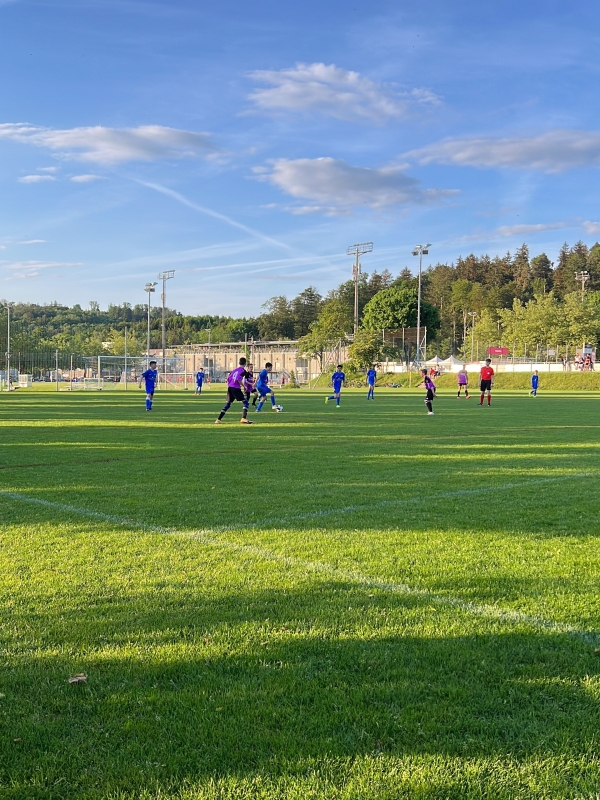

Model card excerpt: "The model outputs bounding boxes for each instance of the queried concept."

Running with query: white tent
[424,356,444,366]
[440,356,463,366]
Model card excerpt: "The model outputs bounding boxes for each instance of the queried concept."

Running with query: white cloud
[37,166,58,173]
[493,222,568,237]
[583,221,600,235]
[19,239,46,244]
[256,157,456,214]
[70,174,105,182]
[3,260,82,270]
[18,174,55,183]
[247,63,441,122]
[406,130,600,172]
[0,123,217,164]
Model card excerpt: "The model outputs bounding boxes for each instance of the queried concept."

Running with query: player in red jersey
[479,358,494,406]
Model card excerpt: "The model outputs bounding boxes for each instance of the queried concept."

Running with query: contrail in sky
[136,180,292,251]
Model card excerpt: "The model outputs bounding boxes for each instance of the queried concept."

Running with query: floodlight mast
[575,270,590,301]
[157,270,175,379]
[346,242,373,336]
[3,302,14,391]
[144,282,157,368]
[412,244,431,365]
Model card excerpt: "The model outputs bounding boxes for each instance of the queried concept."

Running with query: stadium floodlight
[346,242,373,336]
[575,270,590,301]
[412,244,431,364]
[2,301,14,391]
[157,271,175,377]
[144,282,157,368]
[468,311,478,362]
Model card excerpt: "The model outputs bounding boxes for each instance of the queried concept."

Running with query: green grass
[1,387,600,799]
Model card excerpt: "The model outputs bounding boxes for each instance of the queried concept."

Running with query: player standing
[326,365,346,407]
[417,368,436,415]
[195,367,205,395]
[139,360,158,411]
[366,365,377,400]
[256,362,282,412]
[245,363,259,407]
[479,358,494,406]
[215,358,253,424]
[530,370,539,396]
[457,363,470,399]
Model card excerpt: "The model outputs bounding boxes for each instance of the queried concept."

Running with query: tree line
[1,240,599,363]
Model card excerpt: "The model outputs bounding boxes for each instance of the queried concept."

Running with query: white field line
[1,478,599,645]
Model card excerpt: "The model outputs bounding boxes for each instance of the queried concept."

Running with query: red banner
[488,347,509,355]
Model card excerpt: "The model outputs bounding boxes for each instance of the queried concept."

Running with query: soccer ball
[277,405,283,412]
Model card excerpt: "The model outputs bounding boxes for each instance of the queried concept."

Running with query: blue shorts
[333,383,342,393]
[368,382,375,388]
[257,385,272,396]
[145,386,155,395]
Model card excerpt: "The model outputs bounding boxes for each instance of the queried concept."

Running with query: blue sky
[1,0,599,315]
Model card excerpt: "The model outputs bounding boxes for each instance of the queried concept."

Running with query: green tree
[347,329,387,371]
[362,287,440,333]
[297,299,352,369]
[290,287,322,338]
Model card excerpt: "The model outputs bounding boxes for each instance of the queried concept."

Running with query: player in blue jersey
[529,370,539,396]
[139,360,158,411]
[256,362,282,412]
[195,367,205,395]
[366,365,377,400]
[326,365,346,407]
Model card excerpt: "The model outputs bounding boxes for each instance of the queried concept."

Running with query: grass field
[2,387,600,799]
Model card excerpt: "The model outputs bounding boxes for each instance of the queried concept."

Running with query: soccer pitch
[2,388,600,799]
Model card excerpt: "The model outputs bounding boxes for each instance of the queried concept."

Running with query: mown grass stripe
[2,478,598,646]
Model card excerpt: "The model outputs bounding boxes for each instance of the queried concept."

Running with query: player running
[366,365,377,400]
[457,363,470,399]
[139,360,158,412]
[256,362,282,412]
[530,370,539,397]
[479,358,494,406]
[215,358,253,424]
[417,368,436,415]
[194,367,205,395]
[326,365,346,407]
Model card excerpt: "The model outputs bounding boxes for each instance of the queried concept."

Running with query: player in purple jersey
[417,368,436,415]
[215,357,253,424]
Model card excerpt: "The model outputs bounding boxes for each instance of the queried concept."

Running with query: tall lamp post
[468,311,478,362]
[3,302,14,391]
[144,282,157,367]
[575,270,590,301]
[346,242,373,336]
[157,270,175,379]
[412,244,431,365]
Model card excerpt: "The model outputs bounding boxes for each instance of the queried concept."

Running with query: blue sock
[146,398,151,410]
[336,397,340,406]
[257,400,264,411]
[328,395,335,400]
[271,396,276,406]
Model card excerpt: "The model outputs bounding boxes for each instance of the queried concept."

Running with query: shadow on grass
[2,583,600,798]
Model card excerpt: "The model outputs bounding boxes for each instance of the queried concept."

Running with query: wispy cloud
[256,157,456,214]
[3,260,82,270]
[0,123,218,164]
[247,63,441,122]
[18,239,46,245]
[583,221,600,235]
[137,180,292,250]
[18,174,55,183]
[70,174,105,183]
[37,166,58,173]
[405,130,600,172]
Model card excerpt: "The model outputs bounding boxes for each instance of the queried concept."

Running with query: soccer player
[326,365,346,407]
[256,362,282,412]
[195,367,205,395]
[417,368,436,415]
[139,360,158,411]
[366,365,377,400]
[245,363,259,407]
[215,357,253,424]
[530,370,539,396]
[479,358,494,406]
[457,363,470,399]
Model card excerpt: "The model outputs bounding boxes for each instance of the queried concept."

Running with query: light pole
[575,270,590,301]
[468,311,478,362]
[3,302,14,391]
[157,270,175,379]
[346,242,373,336]
[412,244,431,364]
[144,282,157,367]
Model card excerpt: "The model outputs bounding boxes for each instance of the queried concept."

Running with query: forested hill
[1,240,599,357]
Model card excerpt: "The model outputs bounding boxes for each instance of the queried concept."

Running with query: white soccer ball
[277,405,283,411]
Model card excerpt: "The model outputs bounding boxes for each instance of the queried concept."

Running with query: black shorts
[426,388,435,401]
[227,387,245,403]
[480,379,492,392]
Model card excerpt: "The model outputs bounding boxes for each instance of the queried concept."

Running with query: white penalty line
[1,481,598,646]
